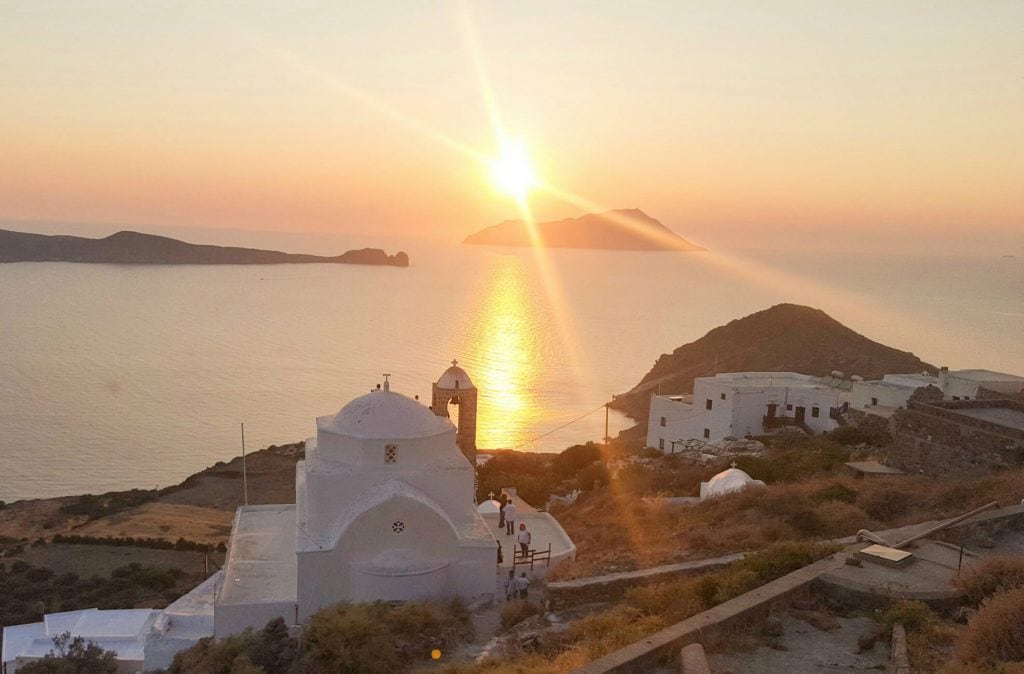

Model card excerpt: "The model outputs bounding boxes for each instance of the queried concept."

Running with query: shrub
[304,599,472,673]
[810,483,859,504]
[18,632,118,673]
[956,588,1024,665]
[878,600,934,632]
[576,461,611,491]
[552,443,604,480]
[500,600,543,629]
[861,489,914,522]
[956,557,1024,605]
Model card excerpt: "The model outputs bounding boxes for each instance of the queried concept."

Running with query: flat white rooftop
[947,369,1024,382]
[698,372,844,390]
[218,505,297,607]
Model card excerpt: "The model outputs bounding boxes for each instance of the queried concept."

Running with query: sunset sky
[2,1,1022,251]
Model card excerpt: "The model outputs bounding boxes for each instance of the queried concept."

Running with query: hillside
[0,228,410,266]
[610,303,935,422]
[463,208,704,251]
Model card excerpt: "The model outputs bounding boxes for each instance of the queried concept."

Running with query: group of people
[497,493,532,556]
[497,492,534,602]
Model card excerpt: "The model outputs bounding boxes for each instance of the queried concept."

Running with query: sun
[489,137,537,200]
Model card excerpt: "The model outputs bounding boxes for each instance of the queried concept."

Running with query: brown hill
[610,303,935,423]
[463,208,704,251]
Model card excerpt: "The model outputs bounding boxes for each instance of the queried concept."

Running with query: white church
[214,363,498,636]
[5,361,580,673]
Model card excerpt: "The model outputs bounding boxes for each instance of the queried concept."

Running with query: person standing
[498,493,507,530]
[516,572,531,600]
[517,522,532,557]
[504,500,517,536]
[505,569,516,601]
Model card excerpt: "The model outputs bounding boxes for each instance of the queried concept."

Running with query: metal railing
[513,542,553,570]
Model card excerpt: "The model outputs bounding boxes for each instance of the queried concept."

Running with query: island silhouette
[463,208,703,251]
[0,229,409,267]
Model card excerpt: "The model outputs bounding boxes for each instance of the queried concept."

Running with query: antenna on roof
[382,373,391,392]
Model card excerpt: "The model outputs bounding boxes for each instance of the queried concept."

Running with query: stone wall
[889,399,1024,477]
[547,554,745,611]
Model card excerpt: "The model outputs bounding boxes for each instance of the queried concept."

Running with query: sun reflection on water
[461,255,546,449]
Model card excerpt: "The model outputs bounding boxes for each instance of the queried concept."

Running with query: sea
[1,231,1022,502]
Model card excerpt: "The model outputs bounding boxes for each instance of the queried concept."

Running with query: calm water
[1,239,1022,502]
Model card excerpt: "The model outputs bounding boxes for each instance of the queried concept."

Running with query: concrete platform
[484,511,576,572]
[820,540,980,603]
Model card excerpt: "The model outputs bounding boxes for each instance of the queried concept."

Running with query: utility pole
[241,422,249,506]
[604,401,610,447]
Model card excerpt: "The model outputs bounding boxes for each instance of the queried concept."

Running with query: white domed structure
[476,499,501,517]
[699,466,766,500]
[437,363,474,390]
[325,390,453,440]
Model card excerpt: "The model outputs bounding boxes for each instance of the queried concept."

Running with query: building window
[786,404,793,411]
[953,396,960,401]
[658,438,665,450]
[391,521,405,534]
[871,397,878,406]
[384,444,397,464]
[705,399,713,411]
[660,416,666,427]
[720,393,726,400]
[811,407,820,418]
[703,428,710,439]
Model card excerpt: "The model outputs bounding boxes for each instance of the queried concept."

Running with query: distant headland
[0,229,410,267]
[463,208,704,251]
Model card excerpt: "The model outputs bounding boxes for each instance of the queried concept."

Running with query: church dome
[700,467,765,500]
[329,390,452,440]
[437,361,474,390]
[476,499,501,517]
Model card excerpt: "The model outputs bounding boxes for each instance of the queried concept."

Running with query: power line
[511,401,610,450]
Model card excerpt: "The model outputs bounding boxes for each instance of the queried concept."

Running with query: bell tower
[432,359,478,464]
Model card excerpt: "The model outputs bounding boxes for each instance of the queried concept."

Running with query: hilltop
[463,208,704,251]
[611,303,935,422]
[0,228,410,266]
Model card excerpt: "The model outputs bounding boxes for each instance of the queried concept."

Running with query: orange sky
[1,2,1022,251]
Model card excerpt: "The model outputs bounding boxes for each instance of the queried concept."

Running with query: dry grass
[72,502,234,544]
[549,467,1024,580]
[954,588,1024,667]
[954,556,1024,606]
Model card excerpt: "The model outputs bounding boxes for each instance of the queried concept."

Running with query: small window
[658,438,665,450]
[720,393,726,400]
[703,428,710,439]
[786,404,793,411]
[384,444,397,464]
[391,521,405,534]
[705,399,713,411]
[811,407,820,418]
[953,396,961,401]
[660,416,666,427]
[871,397,878,406]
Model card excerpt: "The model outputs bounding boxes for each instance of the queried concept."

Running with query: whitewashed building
[647,372,851,451]
[2,609,157,673]
[937,368,1024,400]
[849,373,938,416]
[214,374,498,637]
